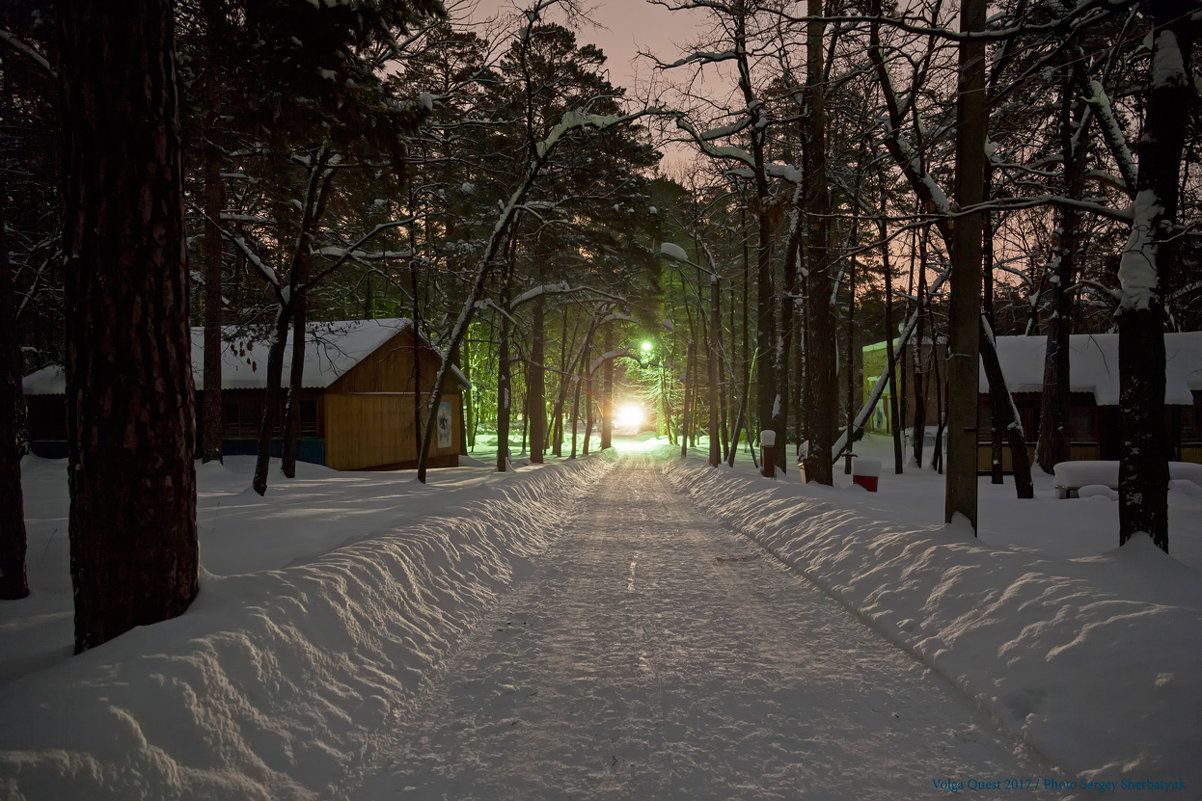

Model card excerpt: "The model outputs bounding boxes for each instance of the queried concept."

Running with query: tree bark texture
[280,283,308,479]
[1117,0,1195,551]
[0,191,29,600]
[60,0,198,651]
[200,21,225,464]
[878,206,904,475]
[1036,79,1086,474]
[530,294,546,462]
[708,277,721,467]
[945,0,987,530]
[980,320,1034,498]
[601,326,614,451]
[253,304,290,495]
[496,260,513,472]
[802,0,836,485]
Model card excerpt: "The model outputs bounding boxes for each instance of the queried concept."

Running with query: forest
[0,0,1198,649]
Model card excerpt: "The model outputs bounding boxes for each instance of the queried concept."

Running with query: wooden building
[22,319,469,470]
[862,332,1202,470]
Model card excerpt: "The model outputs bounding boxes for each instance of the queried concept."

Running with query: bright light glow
[615,402,646,432]
[641,340,653,353]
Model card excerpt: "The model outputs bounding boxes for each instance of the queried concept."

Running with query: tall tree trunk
[1117,0,1194,551]
[879,200,904,475]
[496,259,514,473]
[280,148,330,481]
[731,9,777,446]
[601,326,614,450]
[984,164,1004,485]
[681,341,694,459]
[411,253,424,461]
[551,307,569,457]
[912,265,929,467]
[60,0,198,651]
[569,326,592,460]
[530,293,546,463]
[727,204,752,465]
[200,18,225,465]
[981,318,1034,497]
[461,333,475,451]
[802,0,836,484]
[583,356,594,456]
[844,252,857,474]
[280,283,307,479]
[253,303,291,496]
[0,191,29,600]
[945,0,987,529]
[708,276,721,467]
[1037,76,1087,474]
[776,207,800,472]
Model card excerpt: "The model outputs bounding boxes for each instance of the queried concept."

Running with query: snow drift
[0,455,613,801]
[664,458,1202,793]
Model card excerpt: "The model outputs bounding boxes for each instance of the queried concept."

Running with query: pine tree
[59,0,198,652]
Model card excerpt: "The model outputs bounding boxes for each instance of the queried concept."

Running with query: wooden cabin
[22,319,469,471]
[862,332,1202,471]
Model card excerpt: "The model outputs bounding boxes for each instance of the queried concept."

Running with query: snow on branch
[0,29,54,76]
[313,246,415,262]
[306,218,418,287]
[659,242,690,263]
[674,118,755,167]
[1083,78,1137,196]
[510,281,574,306]
[590,350,637,374]
[657,49,741,69]
[534,108,649,159]
[1116,189,1163,312]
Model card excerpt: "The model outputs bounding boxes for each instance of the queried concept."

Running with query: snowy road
[346,458,1049,801]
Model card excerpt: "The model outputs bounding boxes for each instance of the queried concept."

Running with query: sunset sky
[458,0,708,98]
[457,0,714,171]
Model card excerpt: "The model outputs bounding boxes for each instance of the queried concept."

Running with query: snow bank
[0,455,613,801]
[664,459,1202,793]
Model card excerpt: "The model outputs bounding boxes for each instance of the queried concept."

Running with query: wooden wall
[324,391,460,470]
[327,329,450,395]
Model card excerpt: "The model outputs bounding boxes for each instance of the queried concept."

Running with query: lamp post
[660,243,723,468]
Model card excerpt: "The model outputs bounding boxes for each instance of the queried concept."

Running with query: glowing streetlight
[615,402,646,432]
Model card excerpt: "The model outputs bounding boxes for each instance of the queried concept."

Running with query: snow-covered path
[345,459,1047,801]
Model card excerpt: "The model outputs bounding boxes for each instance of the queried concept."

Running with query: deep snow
[0,434,1199,800]
[347,460,1048,800]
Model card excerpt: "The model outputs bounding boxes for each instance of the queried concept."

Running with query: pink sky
[460,0,706,98]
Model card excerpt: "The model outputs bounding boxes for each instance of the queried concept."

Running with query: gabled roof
[23,319,470,395]
[977,332,1202,406]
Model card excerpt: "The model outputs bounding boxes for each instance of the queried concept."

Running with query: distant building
[22,319,470,470]
[862,332,1202,470]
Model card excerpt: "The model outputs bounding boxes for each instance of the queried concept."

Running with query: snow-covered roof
[23,319,470,395]
[979,332,1202,406]
[199,319,419,391]
[21,364,65,396]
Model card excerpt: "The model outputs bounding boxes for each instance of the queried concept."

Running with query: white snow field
[0,435,1199,800]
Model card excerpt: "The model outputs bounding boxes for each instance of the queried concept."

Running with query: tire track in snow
[346,457,1046,800]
